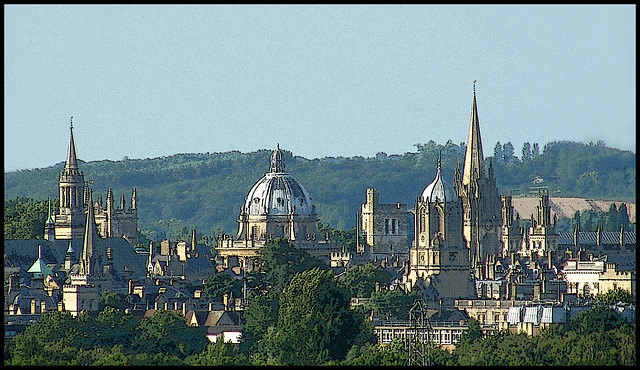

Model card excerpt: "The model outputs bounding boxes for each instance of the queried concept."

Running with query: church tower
[55,118,86,239]
[405,153,474,298]
[453,83,502,278]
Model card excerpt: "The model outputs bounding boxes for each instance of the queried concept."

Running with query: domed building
[404,153,474,299]
[216,145,340,271]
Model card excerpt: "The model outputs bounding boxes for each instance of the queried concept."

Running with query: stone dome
[421,157,457,202]
[243,144,314,216]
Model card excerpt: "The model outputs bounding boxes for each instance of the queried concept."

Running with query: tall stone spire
[65,117,80,174]
[80,189,98,276]
[462,81,485,186]
[57,117,86,239]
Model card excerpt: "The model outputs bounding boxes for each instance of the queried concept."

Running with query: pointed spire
[80,188,98,276]
[131,188,137,210]
[191,227,197,249]
[462,81,485,186]
[27,244,53,279]
[65,117,79,172]
[45,198,54,225]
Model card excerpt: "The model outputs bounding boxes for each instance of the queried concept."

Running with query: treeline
[3,197,56,240]
[4,140,635,239]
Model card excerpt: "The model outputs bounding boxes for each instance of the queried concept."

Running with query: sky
[4,4,636,173]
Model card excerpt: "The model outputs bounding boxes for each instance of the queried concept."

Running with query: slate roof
[557,231,636,246]
[4,238,147,279]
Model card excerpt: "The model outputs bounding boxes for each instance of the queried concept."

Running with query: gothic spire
[462,81,485,186]
[65,117,80,173]
[80,189,97,276]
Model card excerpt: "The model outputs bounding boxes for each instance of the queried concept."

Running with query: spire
[462,81,485,186]
[65,117,80,172]
[45,198,54,225]
[269,143,285,173]
[80,189,98,276]
[131,188,137,210]
[27,244,53,279]
[191,227,197,249]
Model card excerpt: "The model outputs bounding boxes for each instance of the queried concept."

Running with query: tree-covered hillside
[4,140,635,241]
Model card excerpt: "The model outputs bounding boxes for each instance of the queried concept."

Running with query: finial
[473,80,476,93]
[437,150,442,170]
[70,116,73,130]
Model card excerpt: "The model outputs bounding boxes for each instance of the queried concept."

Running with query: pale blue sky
[4,4,636,172]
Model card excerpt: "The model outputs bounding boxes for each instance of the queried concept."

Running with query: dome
[421,156,457,202]
[243,145,314,216]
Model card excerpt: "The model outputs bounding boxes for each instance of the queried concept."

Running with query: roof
[421,155,457,202]
[541,307,567,323]
[557,231,636,246]
[4,237,147,279]
[243,146,313,217]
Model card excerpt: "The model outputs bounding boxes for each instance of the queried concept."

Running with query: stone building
[404,154,475,299]
[561,257,636,298]
[520,189,559,258]
[216,145,340,270]
[452,84,503,278]
[360,187,409,261]
[47,120,138,244]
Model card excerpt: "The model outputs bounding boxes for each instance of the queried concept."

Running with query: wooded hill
[4,140,635,241]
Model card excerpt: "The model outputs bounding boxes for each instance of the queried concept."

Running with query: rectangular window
[391,219,397,234]
[384,219,390,234]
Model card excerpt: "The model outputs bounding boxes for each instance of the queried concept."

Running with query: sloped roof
[4,237,147,279]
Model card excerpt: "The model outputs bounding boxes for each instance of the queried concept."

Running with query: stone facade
[360,187,409,261]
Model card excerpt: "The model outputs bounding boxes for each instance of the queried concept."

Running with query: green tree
[132,309,208,358]
[99,289,128,311]
[591,287,634,305]
[202,271,242,299]
[458,317,483,344]
[4,197,55,240]
[340,263,392,298]
[363,289,419,319]
[263,268,372,365]
[185,340,251,366]
[341,337,406,366]
[253,238,328,294]
[569,306,627,335]
[239,291,279,356]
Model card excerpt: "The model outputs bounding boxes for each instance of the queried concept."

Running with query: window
[391,219,397,234]
[442,331,451,344]
[452,330,462,343]
[384,219,390,234]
